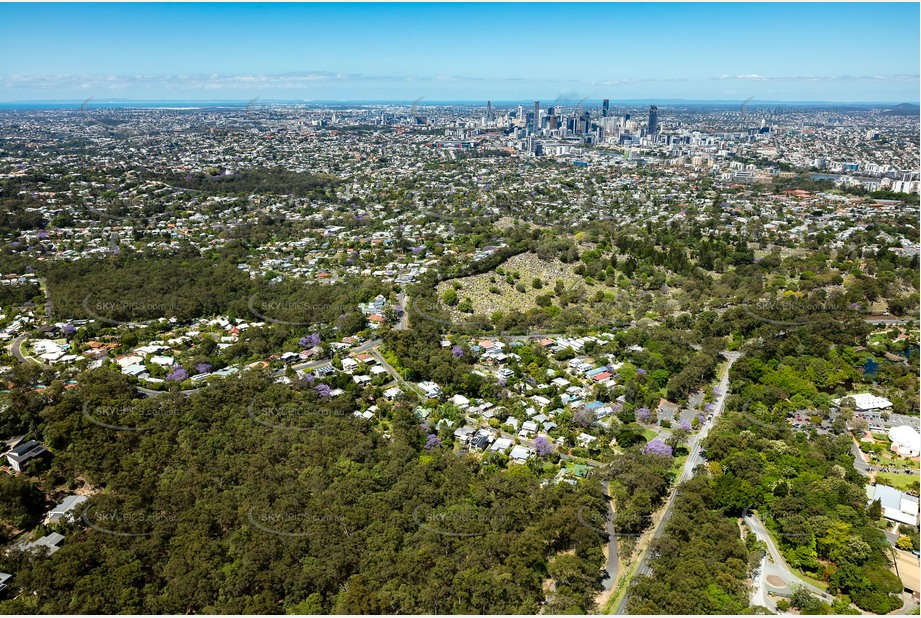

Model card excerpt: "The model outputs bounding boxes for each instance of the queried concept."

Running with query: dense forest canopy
[0,369,606,614]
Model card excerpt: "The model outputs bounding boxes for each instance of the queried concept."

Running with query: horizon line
[2,98,919,107]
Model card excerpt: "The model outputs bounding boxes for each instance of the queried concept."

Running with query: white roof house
[888,425,921,458]
[418,381,442,398]
[45,495,88,524]
[451,394,470,408]
[509,445,532,464]
[489,437,513,453]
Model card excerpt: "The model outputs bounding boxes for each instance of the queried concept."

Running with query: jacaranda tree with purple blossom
[62,323,77,337]
[299,333,321,349]
[573,408,594,428]
[166,366,188,382]
[424,434,442,450]
[314,384,332,398]
[451,345,464,359]
[643,438,673,458]
[533,435,554,458]
[195,363,212,375]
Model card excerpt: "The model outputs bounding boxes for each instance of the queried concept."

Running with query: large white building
[835,393,892,412]
[888,425,921,458]
[867,483,919,526]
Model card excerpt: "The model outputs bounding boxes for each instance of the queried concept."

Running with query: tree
[867,498,882,521]
[533,436,553,457]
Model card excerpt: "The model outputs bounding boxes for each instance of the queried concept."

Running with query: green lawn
[641,428,658,441]
[876,472,920,493]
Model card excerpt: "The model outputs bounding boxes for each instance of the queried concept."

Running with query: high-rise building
[533,100,540,133]
[648,105,658,135]
[602,99,610,118]
[486,100,494,123]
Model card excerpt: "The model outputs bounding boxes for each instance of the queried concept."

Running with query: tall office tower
[648,105,659,135]
[486,100,493,122]
[517,104,524,127]
[602,99,610,118]
[533,100,540,133]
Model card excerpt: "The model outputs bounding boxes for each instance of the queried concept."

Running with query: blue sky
[1,2,918,103]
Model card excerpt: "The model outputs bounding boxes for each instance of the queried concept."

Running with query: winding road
[744,509,833,610]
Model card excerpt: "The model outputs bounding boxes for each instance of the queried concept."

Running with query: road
[8,277,53,368]
[9,333,42,366]
[850,439,871,476]
[283,338,381,375]
[614,350,740,614]
[395,291,409,330]
[863,316,913,326]
[600,480,619,592]
[744,509,833,608]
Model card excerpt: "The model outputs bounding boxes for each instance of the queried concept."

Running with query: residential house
[45,495,89,524]
[18,532,65,556]
[6,440,48,473]
[509,445,533,464]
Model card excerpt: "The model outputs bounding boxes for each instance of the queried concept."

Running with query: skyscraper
[648,105,658,135]
[602,99,610,118]
[486,100,494,123]
[533,100,540,133]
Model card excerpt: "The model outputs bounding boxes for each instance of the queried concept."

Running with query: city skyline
[1,2,919,103]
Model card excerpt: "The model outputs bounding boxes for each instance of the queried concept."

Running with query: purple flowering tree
[299,333,322,349]
[704,402,716,415]
[62,323,77,337]
[166,366,188,382]
[451,345,464,359]
[643,438,673,458]
[636,368,647,378]
[533,435,554,458]
[314,384,332,398]
[678,419,692,433]
[712,386,722,397]
[574,408,594,428]
[424,434,442,450]
[636,407,651,423]
[303,373,315,384]
[195,363,212,375]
